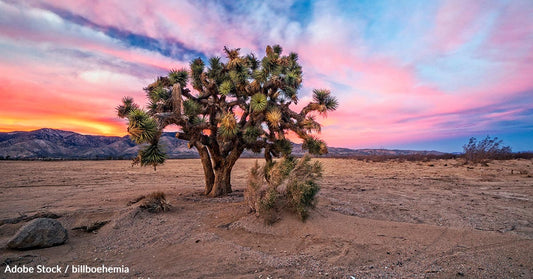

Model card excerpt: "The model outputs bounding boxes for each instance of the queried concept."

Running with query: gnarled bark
[204,146,244,197]
[195,143,215,195]
[209,166,232,197]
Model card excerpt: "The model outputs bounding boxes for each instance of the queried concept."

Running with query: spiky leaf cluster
[136,143,166,170]
[250,93,267,112]
[274,139,293,156]
[218,112,238,138]
[116,97,139,118]
[244,126,263,144]
[313,89,338,113]
[127,109,158,144]
[266,107,282,125]
[168,69,188,87]
[183,99,201,117]
[219,80,233,96]
[302,136,327,155]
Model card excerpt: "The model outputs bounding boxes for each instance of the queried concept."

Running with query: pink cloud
[486,1,533,50]
[430,0,493,53]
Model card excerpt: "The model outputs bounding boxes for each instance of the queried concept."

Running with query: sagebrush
[245,155,322,224]
[463,136,512,164]
[139,191,171,213]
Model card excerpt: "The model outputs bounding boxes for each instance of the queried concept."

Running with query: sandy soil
[0,158,532,278]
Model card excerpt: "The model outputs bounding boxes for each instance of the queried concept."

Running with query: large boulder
[7,218,68,250]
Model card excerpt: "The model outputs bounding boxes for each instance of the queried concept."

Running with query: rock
[7,218,68,250]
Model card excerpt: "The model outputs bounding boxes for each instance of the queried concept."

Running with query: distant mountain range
[0,128,445,160]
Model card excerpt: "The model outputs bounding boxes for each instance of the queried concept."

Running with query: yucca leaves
[274,139,292,156]
[272,44,283,55]
[229,66,248,85]
[218,112,238,138]
[266,107,282,126]
[302,116,321,133]
[312,89,338,112]
[224,46,241,61]
[183,99,201,117]
[147,100,159,114]
[252,69,268,83]
[190,116,207,126]
[288,52,298,63]
[209,56,222,70]
[229,70,241,85]
[285,71,301,89]
[149,86,170,102]
[220,112,237,131]
[116,96,139,118]
[249,80,261,93]
[168,69,188,87]
[219,80,233,96]
[302,136,328,155]
[246,53,259,70]
[138,143,166,170]
[208,57,224,84]
[282,87,297,102]
[243,126,263,144]
[127,109,158,144]
[261,56,277,74]
[251,93,267,112]
[190,58,204,90]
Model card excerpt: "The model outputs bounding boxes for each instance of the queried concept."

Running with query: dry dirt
[0,158,532,278]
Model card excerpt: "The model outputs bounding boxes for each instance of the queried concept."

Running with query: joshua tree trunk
[210,165,233,197]
[203,146,244,197]
[195,143,215,195]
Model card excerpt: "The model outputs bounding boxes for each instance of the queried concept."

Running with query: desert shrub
[341,153,457,162]
[513,152,533,160]
[139,191,171,213]
[463,136,512,164]
[245,155,322,224]
[245,161,278,224]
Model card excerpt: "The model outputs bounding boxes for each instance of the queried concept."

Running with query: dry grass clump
[139,191,171,213]
[245,155,322,224]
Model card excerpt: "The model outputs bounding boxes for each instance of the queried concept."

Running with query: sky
[0,0,532,152]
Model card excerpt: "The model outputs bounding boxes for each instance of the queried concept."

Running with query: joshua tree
[117,45,337,197]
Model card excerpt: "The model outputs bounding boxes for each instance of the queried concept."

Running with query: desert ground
[0,158,532,278]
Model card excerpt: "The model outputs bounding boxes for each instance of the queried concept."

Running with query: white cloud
[79,70,147,89]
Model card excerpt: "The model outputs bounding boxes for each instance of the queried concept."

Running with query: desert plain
[0,158,532,278]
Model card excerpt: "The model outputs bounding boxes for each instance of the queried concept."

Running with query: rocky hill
[0,128,444,159]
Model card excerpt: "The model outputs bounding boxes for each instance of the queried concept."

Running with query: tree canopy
[117,45,337,197]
